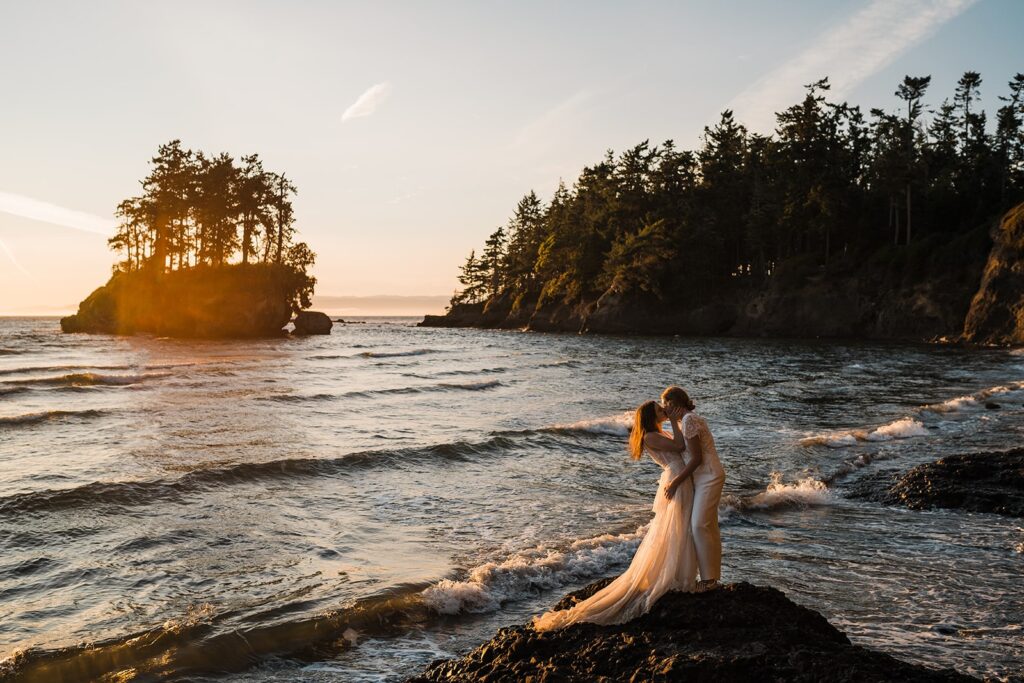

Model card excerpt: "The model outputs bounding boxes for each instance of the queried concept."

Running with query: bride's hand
[663,482,677,499]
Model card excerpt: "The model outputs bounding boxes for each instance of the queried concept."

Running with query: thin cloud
[0,237,33,279]
[512,90,595,149]
[0,191,116,236]
[342,82,393,122]
[727,0,979,132]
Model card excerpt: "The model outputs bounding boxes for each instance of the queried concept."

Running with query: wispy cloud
[0,237,33,279]
[342,82,393,122]
[726,0,979,132]
[512,90,595,149]
[0,191,116,235]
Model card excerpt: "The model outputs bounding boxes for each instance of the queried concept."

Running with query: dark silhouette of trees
[453,72,1024,311]
[108,141,314,280]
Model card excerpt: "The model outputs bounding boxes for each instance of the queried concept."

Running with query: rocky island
[408,579,974,682]
[60,141,319,338]
[423,73,1024,345]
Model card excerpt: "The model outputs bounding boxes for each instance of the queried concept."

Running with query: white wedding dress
[533,444,698,631]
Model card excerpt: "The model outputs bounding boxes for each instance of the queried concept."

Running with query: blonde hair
[660,385,695,411]
[629,400,661,461]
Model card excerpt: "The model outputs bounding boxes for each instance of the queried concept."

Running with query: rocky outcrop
[60,265,303,338]
[421,213,1004,341]
[847,448,1024,517]
[292,311,333,335]
[408,580,973,682]
[962,203,1024,345]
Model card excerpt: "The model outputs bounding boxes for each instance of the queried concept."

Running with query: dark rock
[985,401,1001,410]
[963,203,1024,345]
[293,311,333,335]
[846,448,1024,517]
[334,318,346,323]
[407,580,974,682]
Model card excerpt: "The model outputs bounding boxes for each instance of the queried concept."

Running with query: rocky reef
[848,448,1024,517]
[408,580,974,682]
[60,265,309,338]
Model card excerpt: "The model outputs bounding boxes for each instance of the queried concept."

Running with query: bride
[533,397,701,631]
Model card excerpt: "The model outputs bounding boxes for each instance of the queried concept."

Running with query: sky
[1,0,1021,314]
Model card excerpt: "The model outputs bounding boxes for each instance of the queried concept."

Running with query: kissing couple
[534,386,727,630]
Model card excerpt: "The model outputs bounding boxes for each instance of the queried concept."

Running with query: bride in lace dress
[533,399,698,631]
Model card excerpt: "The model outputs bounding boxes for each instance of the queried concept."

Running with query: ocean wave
[358,349,440,359]
[3,371,170,388]
[0,435,530,517]
[0,364,133,377]
[537,359,581,368]
[258,392,337,403]
[800,417,929,448]
[921,381,1024,414]
[0,583,436,682]
[800,381,1024,448]
[0,409,106,429]
[422,527,645,615]
[0,386,29,398]
[722,472,831,513]
[340,379,505,399]
[547,412,633,437]
[405,367,510,379]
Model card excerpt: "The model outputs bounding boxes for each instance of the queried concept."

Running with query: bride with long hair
[533,398,699,630]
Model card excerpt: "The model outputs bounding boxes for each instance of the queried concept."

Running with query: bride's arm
[664,434,704,498]
[666,413,687,452]
[644,431,680,452]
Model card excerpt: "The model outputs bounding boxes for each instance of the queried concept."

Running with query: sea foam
[421,527,645,615]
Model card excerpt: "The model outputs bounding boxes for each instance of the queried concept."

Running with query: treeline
[453,72,1024,308]
[108,140,315,277]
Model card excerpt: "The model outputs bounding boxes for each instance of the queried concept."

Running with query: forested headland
[61,141,317,337]
[425,72,1024,344]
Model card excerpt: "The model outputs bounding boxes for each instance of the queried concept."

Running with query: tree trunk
[905,184,912,245]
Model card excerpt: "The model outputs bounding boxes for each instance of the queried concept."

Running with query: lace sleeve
[682,414,702,440]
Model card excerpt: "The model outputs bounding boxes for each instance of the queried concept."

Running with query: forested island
[424,73,1024,345]
[61,141,317,337]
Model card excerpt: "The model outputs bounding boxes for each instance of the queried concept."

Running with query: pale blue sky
[1,0,1021,313]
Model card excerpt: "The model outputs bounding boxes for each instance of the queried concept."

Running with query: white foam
[866,417,929,441]
[551,411,633,436]
[724,472,831,512]
[421,527,645,615]
[801,418,928,448]
[924,395,980,413]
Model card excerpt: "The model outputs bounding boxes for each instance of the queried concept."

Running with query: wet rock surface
[846,448,1024,517]
[293,310,333,334]
[407,580,974,682]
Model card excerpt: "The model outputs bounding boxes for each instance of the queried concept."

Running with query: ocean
[1,316,1022,681]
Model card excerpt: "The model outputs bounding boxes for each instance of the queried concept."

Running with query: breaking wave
[341,380,505,399]
[800,381,1024,449]
[358,349,440,359]
[0,409,106,429]
[3,372,169,388]
[800,417,929,448]
[547,412,633,437]
[0,434,537,517]
[722,472,831,513]
[422,527,645,615]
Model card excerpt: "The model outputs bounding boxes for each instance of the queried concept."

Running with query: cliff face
[962,203,1024,345]
[60,266,297,338]
[423,220,996,342]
